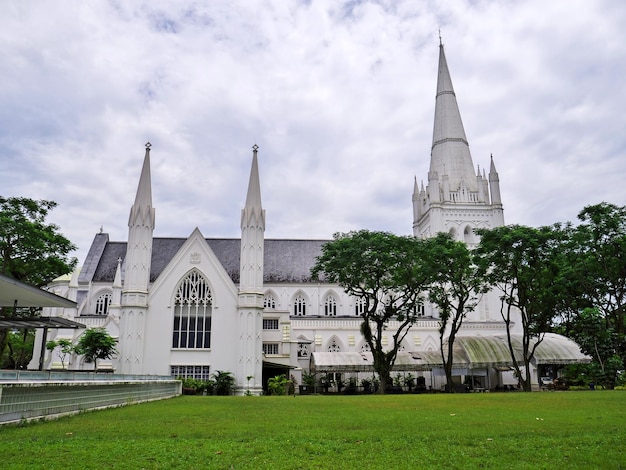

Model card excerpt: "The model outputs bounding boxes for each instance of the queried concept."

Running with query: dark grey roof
[264,239,328,282]
[82,234,329,285]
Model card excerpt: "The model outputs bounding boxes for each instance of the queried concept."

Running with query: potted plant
[404,373,415,392]
[267,374,289,395]
[301,371,316,395]
[345,377,358,394]
[212,370,235,396]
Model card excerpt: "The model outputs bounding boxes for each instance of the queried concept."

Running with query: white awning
[309,333,590,373]
[0,273,76,308]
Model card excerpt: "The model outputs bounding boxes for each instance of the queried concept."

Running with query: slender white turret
[237,144,265,395]
[120,143,155,374]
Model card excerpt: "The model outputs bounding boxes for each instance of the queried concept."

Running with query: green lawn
[1,391,624,469]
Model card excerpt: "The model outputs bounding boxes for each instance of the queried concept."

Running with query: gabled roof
[83,236,329,284]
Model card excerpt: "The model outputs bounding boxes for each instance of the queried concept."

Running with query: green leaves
[0,196,77,287]
[75,328,117,370]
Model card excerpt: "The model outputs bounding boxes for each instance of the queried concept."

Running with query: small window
[416,302,425,317]
[262,343,279,355]
[328,339,341,352]
[170,365,210,380]
[355,297,366,316]
[297,343,310,358]
[324,294,337,316]
[293,294,306,316]
[263,318,279,330]
[94,293,111,316]
[264,293,276,309]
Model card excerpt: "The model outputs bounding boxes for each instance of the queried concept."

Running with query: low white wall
[0,376,181,425]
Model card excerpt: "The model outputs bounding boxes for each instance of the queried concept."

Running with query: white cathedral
[31,43,580,393]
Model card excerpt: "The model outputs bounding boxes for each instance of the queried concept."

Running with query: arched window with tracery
[323,294,337,316]
[293,293,306,316]
[172,271,212,349]
[328,338,341,352]
[94,293,111,316]
[264,292,277,309]
[297,342,310,358]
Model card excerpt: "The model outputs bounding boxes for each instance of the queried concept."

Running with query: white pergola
[0,273,81,370]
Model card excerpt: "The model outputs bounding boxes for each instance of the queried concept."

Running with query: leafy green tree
[423,234,489,392]
[559,308,623,389]
[312,230,430,393]
[0,197,77,286]
[46,338,75,370]
[75,328,117,371]
[4,329,35,369]
[564,203,626,368]
[0,196,77,364]
[211,370,235,396]
[475,225,563,391]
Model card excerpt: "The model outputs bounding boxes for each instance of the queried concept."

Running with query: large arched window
[172,271,212,349]
[94,293,111,316]
[323,294,337,316]
[293,293,307,316]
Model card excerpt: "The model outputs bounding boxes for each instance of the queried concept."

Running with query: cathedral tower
[413,42,504,242]
[236,145,265,395]
[119,143,155,374]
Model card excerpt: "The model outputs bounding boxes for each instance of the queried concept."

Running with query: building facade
[31,43,524,393]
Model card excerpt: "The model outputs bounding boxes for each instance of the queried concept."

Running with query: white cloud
[1,0,625,262]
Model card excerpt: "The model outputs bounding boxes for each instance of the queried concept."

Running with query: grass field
[1,391,624,469]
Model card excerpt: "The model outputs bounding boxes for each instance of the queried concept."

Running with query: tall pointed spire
[241,144,265,229]
[128,142,155,228]
[414,41,506,238]
[430,41,477,192]
[239,143,265,290]
[489,154,502,206]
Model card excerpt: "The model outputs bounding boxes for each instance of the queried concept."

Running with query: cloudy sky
[2,0,625,263]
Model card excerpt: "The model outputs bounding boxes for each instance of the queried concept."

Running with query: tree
[46,338,75,370]
[423,234,489,392]
[75,328,117,371]
[0,197,77,286]
[565,203,626,369]
[475,225,563,391]
[560,308,623,389]
[3,329,35,369]
[0,196,77,363]
[312,230,430,393]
